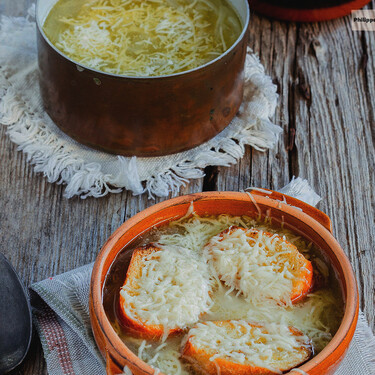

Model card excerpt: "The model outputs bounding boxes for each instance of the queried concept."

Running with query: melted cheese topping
[120,245,213,334]
[185,320,311,373]
[43,0,242,76]
[203,227,309,305]
[138,337,190,375]
[158,214,342,352]
[204,285,337,353]
[111,212,342,375]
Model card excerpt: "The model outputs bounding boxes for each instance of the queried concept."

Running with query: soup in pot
[43,0,243,77]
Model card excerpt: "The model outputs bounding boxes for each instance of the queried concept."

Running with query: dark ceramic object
[0,253,32,374]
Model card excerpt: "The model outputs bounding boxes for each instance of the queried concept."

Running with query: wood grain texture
[1,2,374,375]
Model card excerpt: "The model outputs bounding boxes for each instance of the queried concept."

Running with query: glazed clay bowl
[36,0,250,157]
[250,0,371,22]
[90,191,359,375]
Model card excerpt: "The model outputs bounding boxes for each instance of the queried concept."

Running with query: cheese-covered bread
[119,244,213,340]
[204,226,313,305]
[181,320,312,375]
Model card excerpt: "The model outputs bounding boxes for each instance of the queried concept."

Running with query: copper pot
[35,0,250,157]
[90,190,359,375]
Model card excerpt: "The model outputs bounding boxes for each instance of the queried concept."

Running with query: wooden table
[1,1,374,374]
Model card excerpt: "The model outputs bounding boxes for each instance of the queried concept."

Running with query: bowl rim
[35,0,250,80]
[90,191,359,374]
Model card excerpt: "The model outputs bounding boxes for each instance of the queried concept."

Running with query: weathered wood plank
[292,15,375,330]
[216,17,296,192]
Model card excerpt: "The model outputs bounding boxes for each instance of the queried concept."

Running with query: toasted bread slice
[204,226,313,304]
[119,244,212,341]
[118,245,172,340]
[181,320,312,375]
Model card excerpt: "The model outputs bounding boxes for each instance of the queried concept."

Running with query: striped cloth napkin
[30,179,375,375]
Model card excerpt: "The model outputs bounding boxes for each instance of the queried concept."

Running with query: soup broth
[103,212,344,375]
[43,0,243,76]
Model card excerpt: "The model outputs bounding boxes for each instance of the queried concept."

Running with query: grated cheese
[120,245,213,335]
[245,191,262,220]
[158,213,342,352]
[43,0,242,76]
[184,320,311,373]
[138,336,190,375]
[112,212,343,374]
[203,226,311,305]
[205,283,339,353]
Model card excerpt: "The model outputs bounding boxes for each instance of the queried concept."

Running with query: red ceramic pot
[250,0,371,22]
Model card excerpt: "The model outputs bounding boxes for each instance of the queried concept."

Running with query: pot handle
[247,188,332,233]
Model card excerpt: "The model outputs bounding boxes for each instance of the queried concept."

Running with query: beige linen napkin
[31,263,375,375]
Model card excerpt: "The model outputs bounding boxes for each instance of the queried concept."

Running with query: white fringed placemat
[0,7,281,199]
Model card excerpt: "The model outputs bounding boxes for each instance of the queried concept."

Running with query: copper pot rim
[35,0,250,80]
[91,191,359,375]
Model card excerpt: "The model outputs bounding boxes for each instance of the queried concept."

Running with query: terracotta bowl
[90,191,359,375]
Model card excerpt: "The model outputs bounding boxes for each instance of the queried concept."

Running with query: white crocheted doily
[0,8,281,199]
